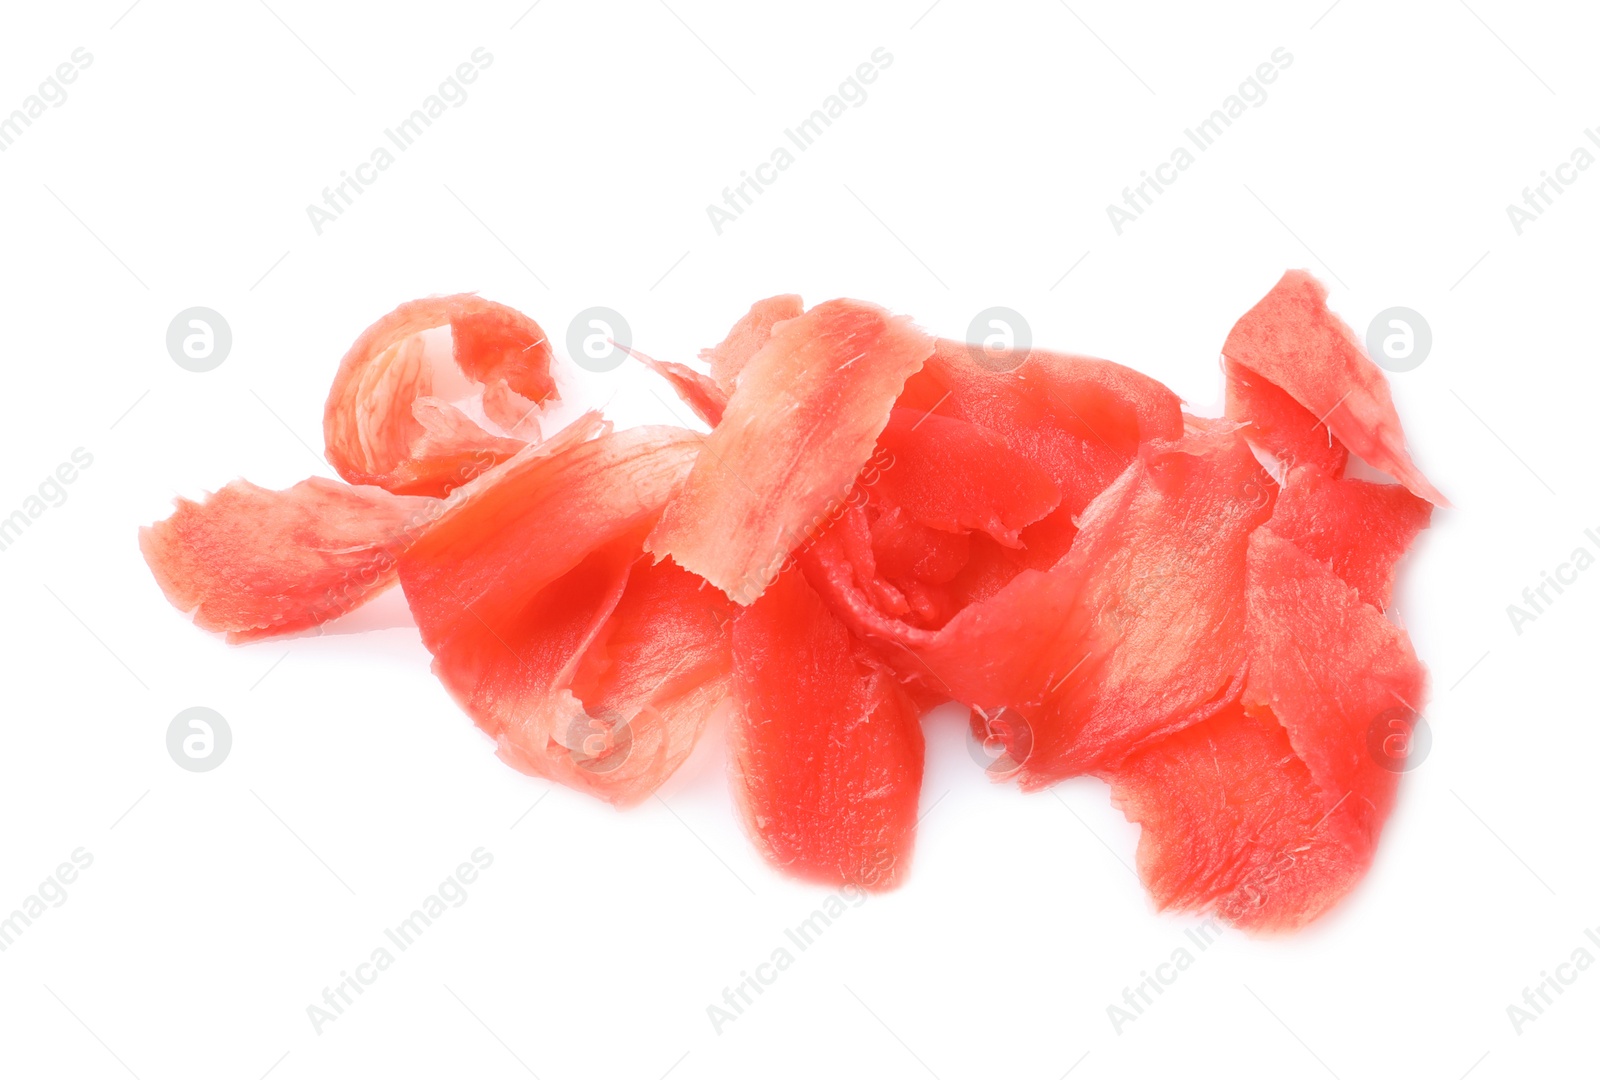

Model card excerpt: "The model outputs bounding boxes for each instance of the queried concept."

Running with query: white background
[1,1,1596,1077]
